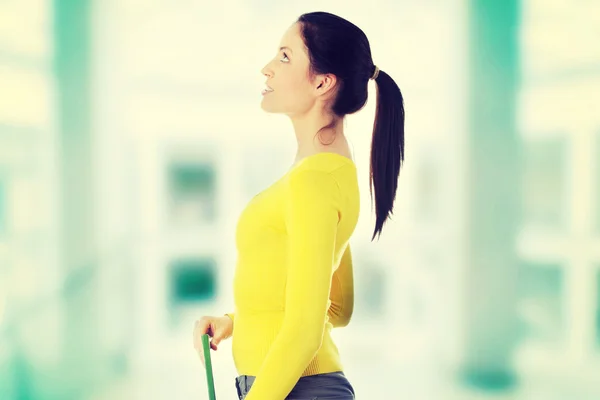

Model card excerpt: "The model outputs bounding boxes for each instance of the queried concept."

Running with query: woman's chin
[260,102,277,113]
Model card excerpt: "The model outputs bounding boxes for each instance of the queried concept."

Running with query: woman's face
[260,22,324,116]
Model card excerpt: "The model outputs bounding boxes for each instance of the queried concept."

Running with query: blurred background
[1,0,599,399]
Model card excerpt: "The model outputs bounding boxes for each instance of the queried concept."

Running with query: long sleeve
[243,169,341,400]
[225,312,235,324]
[328,244,354,328]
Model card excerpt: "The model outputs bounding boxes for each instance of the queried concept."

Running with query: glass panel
[518,261,564,343]
[241,143,289,199]
[169,257,216,304]
[414,155,439,222]
[167,162,216,226]
[596,130,600,235]
[521,0,600,81]
[355,257,387,320]
[0,181,5,236]
[596,267,600,349]
[522,137,568,230]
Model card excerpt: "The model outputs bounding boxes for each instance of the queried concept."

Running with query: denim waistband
[234,371,354,399]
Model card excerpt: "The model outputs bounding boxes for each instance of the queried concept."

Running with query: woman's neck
[290,110,346,164]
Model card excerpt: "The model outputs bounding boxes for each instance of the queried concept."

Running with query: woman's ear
[315,74,337,96]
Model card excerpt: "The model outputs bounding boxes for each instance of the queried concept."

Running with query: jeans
[234,371,355,399]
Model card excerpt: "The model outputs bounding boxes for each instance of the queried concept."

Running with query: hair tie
[370,65,380,80]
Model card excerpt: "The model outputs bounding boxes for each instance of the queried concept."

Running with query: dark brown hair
[297,11,406,240]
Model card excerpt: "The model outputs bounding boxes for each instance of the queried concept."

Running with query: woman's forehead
[280,23,304,53]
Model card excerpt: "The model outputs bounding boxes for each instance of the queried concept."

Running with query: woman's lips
[262,82,274,95]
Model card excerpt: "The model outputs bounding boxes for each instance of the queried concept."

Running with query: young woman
[193,11,405,399]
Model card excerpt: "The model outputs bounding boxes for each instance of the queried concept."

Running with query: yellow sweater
[228,152,360,400]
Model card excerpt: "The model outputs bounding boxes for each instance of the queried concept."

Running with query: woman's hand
[192,315,233,366]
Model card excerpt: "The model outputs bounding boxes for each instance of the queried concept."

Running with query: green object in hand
[201,333,217,400]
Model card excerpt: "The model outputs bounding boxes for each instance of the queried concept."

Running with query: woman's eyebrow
[279,46,293,54]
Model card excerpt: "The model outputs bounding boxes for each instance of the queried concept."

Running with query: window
[522,136,569,230]
[167,161,216,226]
[414,154,440,222]
[595,130,600,235]
[518,261,564,344]
[240,144,289,199]
[0,181,5,236]
[355,255,387,320]
[168,257,217,304]
[596,267,600,349]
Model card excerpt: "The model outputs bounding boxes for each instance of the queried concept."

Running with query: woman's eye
[280,52,289,62]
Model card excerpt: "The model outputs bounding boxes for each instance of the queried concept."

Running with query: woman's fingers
[211,327,224,347]
[193,315,234,367]
[193,319,211,367]
[193,319,208,350]
[193,317,225,367]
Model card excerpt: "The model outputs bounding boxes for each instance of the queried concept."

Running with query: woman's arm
[243,168,341,400]
[328,244,354,328]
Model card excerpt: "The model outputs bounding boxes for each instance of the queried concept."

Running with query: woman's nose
[261,63,273,78]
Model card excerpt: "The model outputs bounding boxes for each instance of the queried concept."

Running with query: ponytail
[294,12,405,240]
[369,69,405,241]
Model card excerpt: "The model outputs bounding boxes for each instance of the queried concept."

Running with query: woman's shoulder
[291,152,356,175]
[286,152,359,198]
